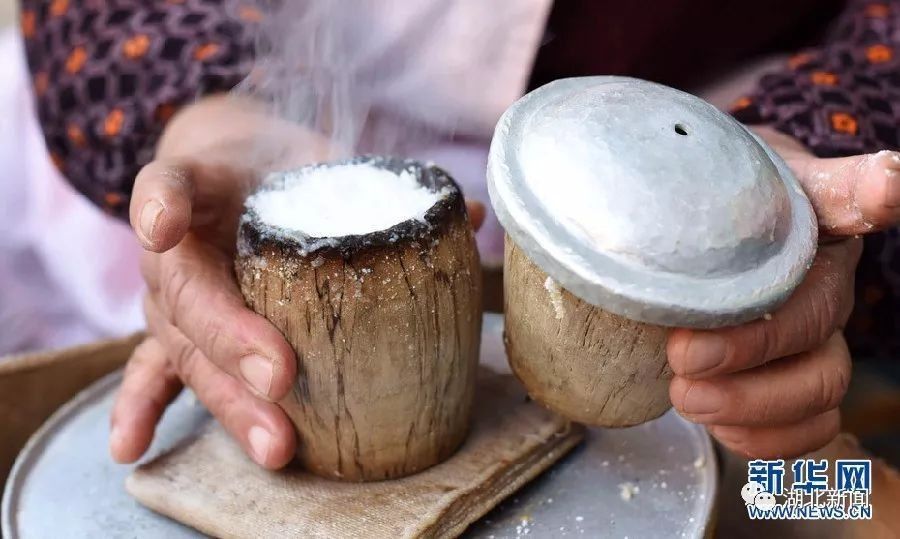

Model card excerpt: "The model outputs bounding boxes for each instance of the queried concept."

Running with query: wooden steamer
[503,238,671,426]
[236,157,482,481]
[488,77,818,427]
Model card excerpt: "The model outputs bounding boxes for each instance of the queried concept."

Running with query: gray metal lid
[487,77,818,328]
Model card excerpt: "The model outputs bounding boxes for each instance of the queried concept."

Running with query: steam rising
[235,0,448,161]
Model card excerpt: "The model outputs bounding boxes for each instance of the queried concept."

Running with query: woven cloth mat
[126,367,584,538]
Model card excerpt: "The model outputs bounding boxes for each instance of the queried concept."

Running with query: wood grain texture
[237,215,482,481]
[504,237,673,427]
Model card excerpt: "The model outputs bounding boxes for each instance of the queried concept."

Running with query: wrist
[156,94,331,171]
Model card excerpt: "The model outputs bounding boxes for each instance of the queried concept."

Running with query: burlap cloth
[126,367,584,538]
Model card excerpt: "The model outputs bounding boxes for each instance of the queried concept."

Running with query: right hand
[667,127,900,459]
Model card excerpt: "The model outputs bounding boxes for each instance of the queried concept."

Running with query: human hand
[110,95,486,469]
[667,126,900,458]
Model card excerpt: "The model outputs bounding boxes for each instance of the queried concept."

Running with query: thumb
[753,126,900,236]
[129,160,195,252]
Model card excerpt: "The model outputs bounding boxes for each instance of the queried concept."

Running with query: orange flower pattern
[238,6,264,23]
[32,72,48,97]
[103,109,126,137]
[731,96,752,110]
[733,8,900,158]
[193,42,220,61]
[65,46,87,74]
[67,123,87,147]
[810,71,838,86]
[49,0,68,18]
[20,10,36,39]
[866,44,893,63]
[123,35,151,60]
[864,3,890,18]
[830,112,859,135]
[787,52,814,69]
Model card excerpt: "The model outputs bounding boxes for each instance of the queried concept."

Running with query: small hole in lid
[674,124,689,136]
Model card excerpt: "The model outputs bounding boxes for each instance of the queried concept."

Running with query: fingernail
[139,200,164,245]
[240,354,275,397]
[682,383,725,414]
[109,425,124,459]
[248,425,272,465]
[683,333,727,375]
[885,170,900,208]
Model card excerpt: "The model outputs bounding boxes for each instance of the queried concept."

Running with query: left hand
[109,95,488,469]
[667,126,900,459]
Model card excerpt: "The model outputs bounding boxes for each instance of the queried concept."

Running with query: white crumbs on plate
[515,516,532,536]
[618,482,639,501]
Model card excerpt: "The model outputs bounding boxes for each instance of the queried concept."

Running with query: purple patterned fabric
[732,0,900,157]
[20,0,259,218]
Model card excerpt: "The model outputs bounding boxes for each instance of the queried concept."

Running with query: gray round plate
[3,314,717,538]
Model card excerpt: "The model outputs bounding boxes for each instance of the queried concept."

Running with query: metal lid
[487,77,817,328]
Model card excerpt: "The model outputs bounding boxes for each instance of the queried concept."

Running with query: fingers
[144,279,296,402]
[465,199,486,231]
[110,337,183,463]
[668,239,861,378]
[753,126,900,235]
[709,408,841,459]
[175,337,297,469]
[797,150,900,235]
[130,160,195,252]
[670,333,851,427]
[143,296,296,468]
